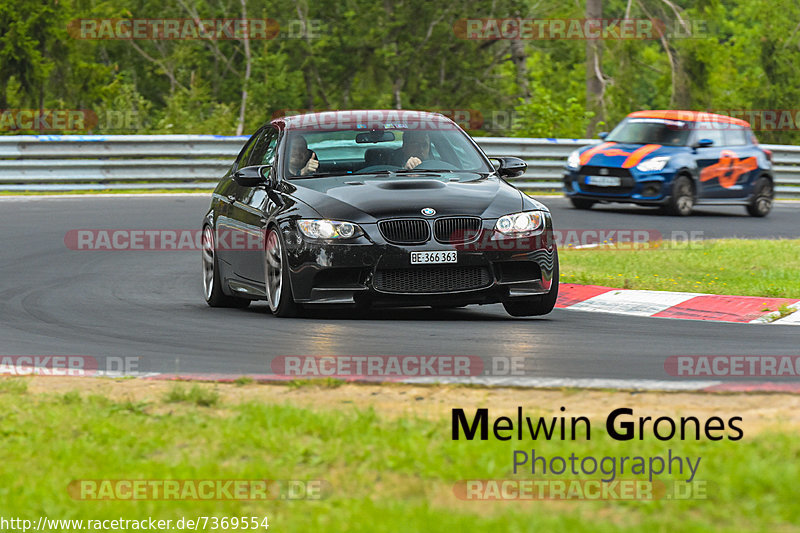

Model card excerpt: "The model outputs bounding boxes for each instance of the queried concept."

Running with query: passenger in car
[288,136,319,176]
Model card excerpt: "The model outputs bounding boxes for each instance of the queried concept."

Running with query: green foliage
[164,384,220,407]
[0,0,799,142]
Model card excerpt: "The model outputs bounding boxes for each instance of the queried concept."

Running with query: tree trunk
[510,36,530,103]
[585,0,604,137]
[236,0,251,136]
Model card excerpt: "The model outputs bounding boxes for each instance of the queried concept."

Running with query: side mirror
[694,138,714,148]
[493,157,527,178]
[233,165,271,187]
[597,132,609,140]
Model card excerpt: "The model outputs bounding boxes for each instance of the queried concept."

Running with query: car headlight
[494,211,543,236]
[297,219,363,240]
[566,151,581,169]
[636,156,670,172]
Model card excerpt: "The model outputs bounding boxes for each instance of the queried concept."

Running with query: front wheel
[746,177,774,217]
[502,250,560,317]
[264,227,300,317]
[664,176,694,216]
[201,225,250,308]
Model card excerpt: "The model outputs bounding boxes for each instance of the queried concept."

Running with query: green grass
[0,380,798,531]
[164,384,220,407]
[560,239,800,298]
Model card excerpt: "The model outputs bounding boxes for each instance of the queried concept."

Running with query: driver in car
[397,131,432,170]
[288,136,319,176]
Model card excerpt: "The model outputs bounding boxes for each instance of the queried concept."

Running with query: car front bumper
[280,216,557,307]
[563,167,679,204]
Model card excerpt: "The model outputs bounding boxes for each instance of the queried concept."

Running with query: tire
[502,250,560,317]
[664,175,694,216]
[570,198,596,210]
[264,226,300,318]
[201,225,251,308]
[746,177,774,217]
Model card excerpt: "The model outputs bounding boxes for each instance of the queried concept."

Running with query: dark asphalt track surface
[0,194,797,383]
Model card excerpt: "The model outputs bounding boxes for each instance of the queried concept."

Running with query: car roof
[627,110,750,128]
[272,110,456,131]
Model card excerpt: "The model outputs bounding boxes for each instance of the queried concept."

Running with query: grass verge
[560,238,800,298]
[1,377,799,532]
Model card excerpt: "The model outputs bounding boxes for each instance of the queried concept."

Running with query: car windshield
[606,117,692,146]
[282,123,492,179]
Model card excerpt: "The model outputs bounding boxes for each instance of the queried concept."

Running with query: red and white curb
[556,284,800,325]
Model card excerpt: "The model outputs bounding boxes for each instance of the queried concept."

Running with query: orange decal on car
[699,150,759,189]
[578,142,662,168]
[578,142,615,165]
[621,144,662,168]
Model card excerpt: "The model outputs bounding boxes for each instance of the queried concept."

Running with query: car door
[232,126,280,283]
[693,122,726,199]
[216,130,261,270]
[719,125,759,199]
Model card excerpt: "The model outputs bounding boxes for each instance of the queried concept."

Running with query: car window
[606,118,691,146]
[722,126,748,146]
[695,122,724,147]
[282,126,492,178]
[248,127,279,166]
[235,130,261,170]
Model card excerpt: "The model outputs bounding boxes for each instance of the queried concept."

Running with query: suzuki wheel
[746,177,773,217]
[665,176,694,216]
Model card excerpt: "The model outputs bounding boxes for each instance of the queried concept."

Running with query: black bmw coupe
[202,110,558,317]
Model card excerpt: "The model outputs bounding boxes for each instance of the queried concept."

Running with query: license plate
[410,250,457,265]
[586,175,621,187]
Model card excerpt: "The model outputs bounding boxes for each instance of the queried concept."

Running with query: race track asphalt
[0,194,797,384]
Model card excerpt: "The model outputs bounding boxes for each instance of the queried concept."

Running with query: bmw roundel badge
[421,207,436,216]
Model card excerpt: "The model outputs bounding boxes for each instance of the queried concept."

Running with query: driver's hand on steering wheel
[404,156,422,170]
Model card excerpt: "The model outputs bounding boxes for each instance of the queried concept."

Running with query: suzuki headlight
[297,219,362,240]
[566,150,581,169]
[494,211,543,236]
[636,156,670,172]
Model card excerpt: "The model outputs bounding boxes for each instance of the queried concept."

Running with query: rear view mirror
[355,130,396,143]
[597,132,609,140]
[233,165,271,187]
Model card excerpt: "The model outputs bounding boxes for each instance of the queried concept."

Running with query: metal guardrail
[0,135,798,197]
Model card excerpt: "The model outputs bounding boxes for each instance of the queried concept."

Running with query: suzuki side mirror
[694,138,714,148]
